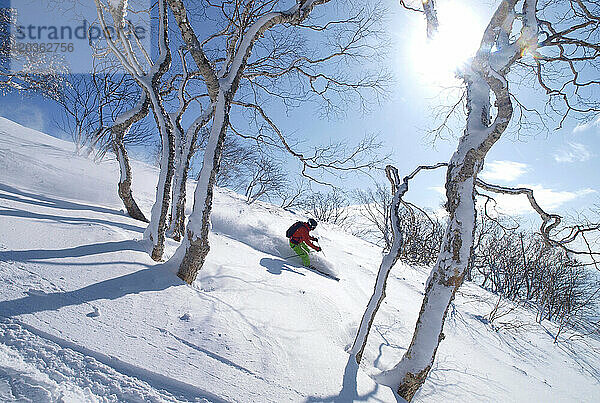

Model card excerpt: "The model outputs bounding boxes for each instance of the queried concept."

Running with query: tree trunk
[111,94,150,223]
[351,163,447,365]
[166,0,334,282]
[378,64,515,400]
[167,119,185,241]
[168,156,187,241]
[373,0,535,395]
[141,0,174,261]
[168,140,191,242]
[176,91,230,283]
[393,172,478,401]
[144,96,175,261]
[168,109,211,241]
[114,139,148,222]
[350,167,405,364]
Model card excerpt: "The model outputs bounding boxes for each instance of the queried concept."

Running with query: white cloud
[478,184,596,216]
[572,116,600,134]
[553,142,593,163]
[480,160,528,182]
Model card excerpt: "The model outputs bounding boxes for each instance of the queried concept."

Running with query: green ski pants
[290,241,311,266]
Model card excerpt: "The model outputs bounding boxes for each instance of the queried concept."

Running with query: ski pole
[315,241,326,257]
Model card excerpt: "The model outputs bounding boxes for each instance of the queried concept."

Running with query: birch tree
[353,182,394,250]
[349,163,447,365]
[378,1,548,399]
[166,49,213,241]
[469,218,599,335]
[244,156,288,204]
[168,0,331,283]
[56,73,115,154]
[94,0,175,260]
[214,136,259,189]
[110,91,151,223]
[353,182,445,257]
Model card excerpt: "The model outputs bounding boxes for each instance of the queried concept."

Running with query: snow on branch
[399,1,425,14]
[350,162,447,364]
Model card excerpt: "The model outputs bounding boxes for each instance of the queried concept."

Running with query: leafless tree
[476,180,600,269]
[353,182,445,259]
[301,188,351,229]
[400,204,445,266]
[55,73,112,154]
[166,49,213,241]
[213,135,259,190]
[353,182,394,250]
[54,69,154,222]
[470,211,600,340]
[94,0,174,260]
[167,0,389,284]
[352,1,600,400]
[206,135,291,206]
[244,156,288,204]
[274,178,311,210]
[349,163,447,365]
[109,91,153,223]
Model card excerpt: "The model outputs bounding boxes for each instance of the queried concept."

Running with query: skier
[286,218,321,267]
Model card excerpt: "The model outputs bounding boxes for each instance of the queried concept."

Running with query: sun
[408,2,485,85]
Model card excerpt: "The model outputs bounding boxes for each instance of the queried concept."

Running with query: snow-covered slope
[1,116,599,402]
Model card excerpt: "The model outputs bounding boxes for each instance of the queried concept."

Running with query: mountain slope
[0,116,599,402]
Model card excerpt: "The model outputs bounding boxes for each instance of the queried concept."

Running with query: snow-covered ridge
[1,117,599,402]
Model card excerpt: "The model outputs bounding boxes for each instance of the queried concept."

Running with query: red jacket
[290,223,319,250]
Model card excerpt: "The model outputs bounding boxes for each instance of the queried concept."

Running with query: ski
[307,265,340,281]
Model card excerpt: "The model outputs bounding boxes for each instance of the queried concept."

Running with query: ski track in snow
[0,318,215,403]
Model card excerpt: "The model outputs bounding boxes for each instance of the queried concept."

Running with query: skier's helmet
[307,218,317,229]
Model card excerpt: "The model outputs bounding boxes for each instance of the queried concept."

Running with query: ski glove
[315,246,322,252]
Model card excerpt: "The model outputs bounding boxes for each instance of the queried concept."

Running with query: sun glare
[409,2,484,85]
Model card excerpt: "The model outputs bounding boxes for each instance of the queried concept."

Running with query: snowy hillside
[1,116,599,402]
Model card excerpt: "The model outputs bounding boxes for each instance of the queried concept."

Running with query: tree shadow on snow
[417,361,501,402]
[0,266,182,317]
[259,257,305,277]
[0,239,146,263]
[0,183,125,218]
[0,206,144,233]
[305,355,397,403]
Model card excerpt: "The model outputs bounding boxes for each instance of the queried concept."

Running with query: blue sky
[276,0,600,223]
[1,0,598,224]
[325,0,600,221]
